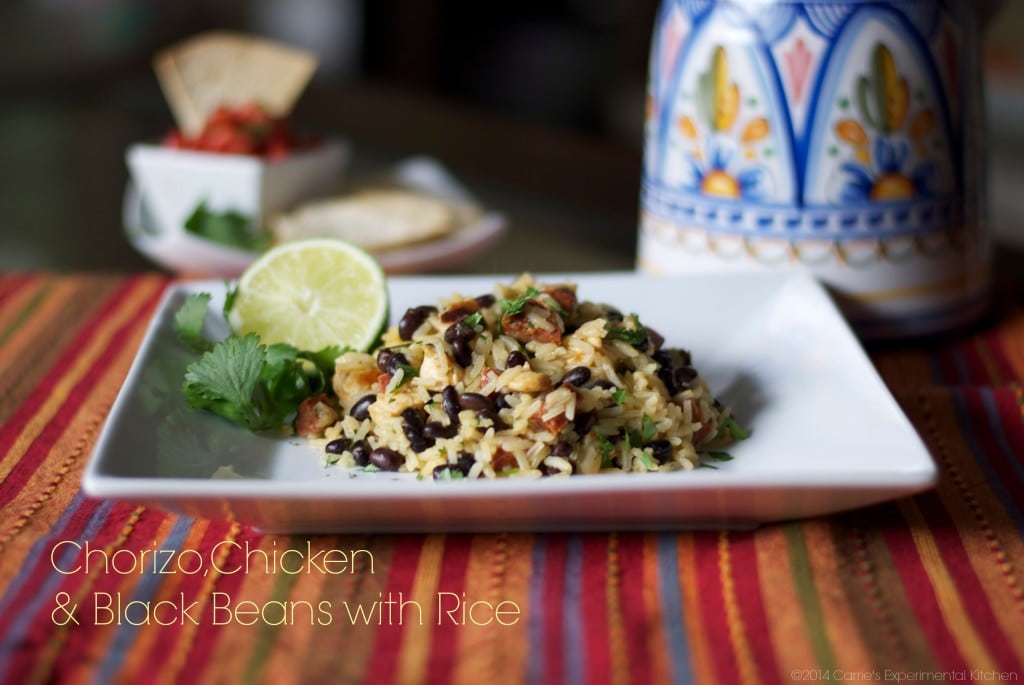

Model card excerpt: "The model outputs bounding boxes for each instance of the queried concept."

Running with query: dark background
[0,0,1021,272]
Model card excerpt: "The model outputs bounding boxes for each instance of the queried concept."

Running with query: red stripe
[0,274,37,309]
[423,535,472,682]
[362,534,427,684]
[913,492,1023,671]
[141,521,254,680]
[174,523,261,681]
[882,518,968,671]
[580,533,612,685]
[693,530,741,684]
[616,533,653,685]
[981,330,1020,385]
[541,535,567,685]
[0,277,165,510]
[0,276,150,463]
[728,532,782,685]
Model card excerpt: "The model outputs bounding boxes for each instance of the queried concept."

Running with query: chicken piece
[296,394,339,438]
[504,370,553,393]
[332,351,379,410]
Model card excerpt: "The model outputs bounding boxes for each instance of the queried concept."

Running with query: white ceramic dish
[82,272,937,532]
[124,156,507,277]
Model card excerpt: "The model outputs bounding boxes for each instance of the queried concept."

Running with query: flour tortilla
[272,190,459,252]
[155,31,317,135]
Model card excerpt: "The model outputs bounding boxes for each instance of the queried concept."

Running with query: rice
[312,274,739,479]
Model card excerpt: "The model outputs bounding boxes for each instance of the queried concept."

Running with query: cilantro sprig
[174,292,344,432]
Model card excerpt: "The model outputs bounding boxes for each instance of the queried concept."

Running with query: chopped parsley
[722,417,750,441]
[611,387,628,406]
[462,311,484,328]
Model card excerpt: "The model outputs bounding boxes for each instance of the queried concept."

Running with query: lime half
[228,238,388,352]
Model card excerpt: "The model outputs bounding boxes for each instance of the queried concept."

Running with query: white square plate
[83,272,937,532]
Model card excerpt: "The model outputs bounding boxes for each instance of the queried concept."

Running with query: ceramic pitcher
[638,0,1001,338]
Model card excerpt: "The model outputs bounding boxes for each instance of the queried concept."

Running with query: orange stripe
[0,347,137,555]
[260,536,351,683]
[451,533,532,685]
[752,525,819,673]
[911,391,1024,662]
[641,535,672,685]
[799,522,878,671]
[718,531,760,685]
[395,534,447,685]
[0,280,80,388]
[605,532,629,685]
[0,276,47,340]
[676,533,718,685]
[994,313,1024,380]
[0,277,162,483]
[898,498,998,671]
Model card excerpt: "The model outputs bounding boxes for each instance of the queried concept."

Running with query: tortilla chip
[155,31,317,135]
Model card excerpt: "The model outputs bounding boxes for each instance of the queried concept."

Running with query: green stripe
[0,279,52,347]
[243,536,306,682]
[783,523,839,670]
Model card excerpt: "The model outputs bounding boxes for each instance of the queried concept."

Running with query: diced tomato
[378,373,392,393]
[295,394,339,438]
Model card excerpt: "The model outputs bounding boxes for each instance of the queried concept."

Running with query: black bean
[674,366,698,390]
[657,368,677,395]
[440,303,478,324]
[376,349,409,375]
[432,465,458,480]
[444,321,475,344]
[423,421,458,440]
[401,408,433,452]
[351,440,371,466]
[505,350,528,369]
[369,447,404,471]
[456,451,476,474]
[645,327,665,354]
[474,293,496,308]
[451,337,473,367]
[573,411,596,436]
[558,366,592,387]
[543,461,573,476]
[552,441,573,457]
[325,438,351,455]
[441,385,461,424]
[458,392,492,411]
[650,440,674,464]
[349,394,376,421]
[398,305,437,340]
[494,393,511,410]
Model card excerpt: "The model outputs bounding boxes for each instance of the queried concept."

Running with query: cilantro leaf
[723,417,750,441]
[223,284,239,321]
[183,333,269,430]
[184,201,267,251]
[173,293,214,353]
[501,287,540,316]
[641,413,657,443]
[462,311,483,328]
[612,387,627,406]
[389,363,418,393]
[706,451,735,461]
[605,314,648,346]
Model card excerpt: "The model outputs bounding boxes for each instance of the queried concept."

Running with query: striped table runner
[0,272,1022,685]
